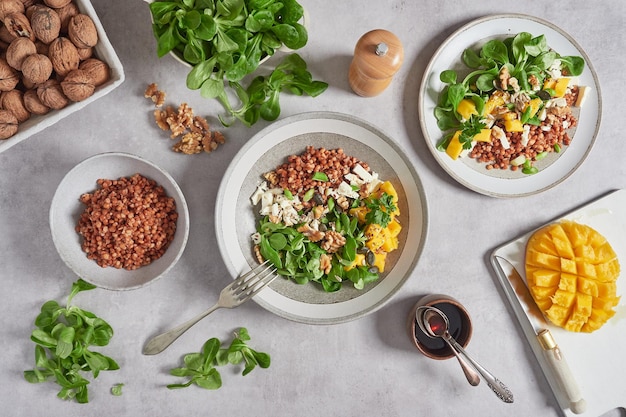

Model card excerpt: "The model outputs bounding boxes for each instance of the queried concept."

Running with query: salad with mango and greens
[435,32,589,174]
[250,147,402,293]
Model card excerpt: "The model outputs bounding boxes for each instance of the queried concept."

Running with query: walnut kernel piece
[23,88,50,115]
[79,58,109,86]
[21,53,52,84]
[0,109,18,139]
[145,82,165,107]
[48,36,79,76]
[6,36,36,70]
[68,13,97,48]
[1,89,30,122]
[4,12,34,41]
[37,78,68,109]
[30,5,61,44]
[0,58,20,91]
[60,68,94,101]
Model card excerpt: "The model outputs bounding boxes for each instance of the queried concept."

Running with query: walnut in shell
[43,0,72,8]
[54,1,77,33]
[6,36,36,70]
[37,78,68,109]
[68,14,97,49]
[48,36,78,76]
[60,68,94,101]
[23,88,50,114]
[1,89,30,122]
[3,12,34,41]
[30,5,61,44]
[0,108,18,139]
[79,58,109,86]
[0,58,19,91]
[0,0,24,21]
[21,53,52,84]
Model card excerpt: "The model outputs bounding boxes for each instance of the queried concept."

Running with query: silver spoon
[420,306,514,403]
[416,306,480,387]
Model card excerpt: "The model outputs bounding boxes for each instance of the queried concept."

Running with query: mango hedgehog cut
[525,220,621,332]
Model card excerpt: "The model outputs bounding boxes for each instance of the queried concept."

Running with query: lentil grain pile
[266,146,369,200]
[76,174,178,270]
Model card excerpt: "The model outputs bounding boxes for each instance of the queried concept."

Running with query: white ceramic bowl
[50,152,189,290]
[0,0,125,154]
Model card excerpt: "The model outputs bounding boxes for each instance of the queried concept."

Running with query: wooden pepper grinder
[349,29,404,97]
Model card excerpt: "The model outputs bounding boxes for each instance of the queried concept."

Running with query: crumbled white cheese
[353,164,373,183]
[337,181,359,199]
[492,125,510,150]
[521,124,530,147]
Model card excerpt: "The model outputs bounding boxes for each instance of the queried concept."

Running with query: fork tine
[233,265,277,302]
[228,260,270,289]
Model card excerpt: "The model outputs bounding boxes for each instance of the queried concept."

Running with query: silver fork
[142,261,277,355]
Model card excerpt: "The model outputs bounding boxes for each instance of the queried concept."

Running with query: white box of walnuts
[0,0,125,154]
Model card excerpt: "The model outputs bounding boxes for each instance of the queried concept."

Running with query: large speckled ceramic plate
[419,14,601,198]
[216,112,428,324]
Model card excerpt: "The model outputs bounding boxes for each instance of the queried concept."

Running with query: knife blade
[494,255,586,415]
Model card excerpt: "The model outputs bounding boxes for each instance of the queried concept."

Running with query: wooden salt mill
[349,29,404,97]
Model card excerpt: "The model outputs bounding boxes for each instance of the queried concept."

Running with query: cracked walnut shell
[68,13,97,49]
[60,69,94,101]
[4,12,34,41]
[48,36,79,76]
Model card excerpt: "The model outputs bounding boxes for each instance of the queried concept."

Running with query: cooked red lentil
[75,173,178,270]
[268,146,369,200]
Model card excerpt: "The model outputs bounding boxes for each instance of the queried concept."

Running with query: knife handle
[537,329,586,414]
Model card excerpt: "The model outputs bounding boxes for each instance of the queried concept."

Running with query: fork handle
[142,303,221,355]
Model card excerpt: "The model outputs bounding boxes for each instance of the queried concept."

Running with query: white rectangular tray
[491,189,626,417]
[0,0,125,154]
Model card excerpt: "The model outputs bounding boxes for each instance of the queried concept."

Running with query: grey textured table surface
[1,1,624,416]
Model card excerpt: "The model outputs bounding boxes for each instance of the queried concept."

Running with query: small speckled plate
[49,152,189,290]
[419,14,601,197]
[216,112,428,324]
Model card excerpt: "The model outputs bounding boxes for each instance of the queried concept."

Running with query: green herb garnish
[364,192,397,228]
[24,279,119,404]
[167,328,269,390]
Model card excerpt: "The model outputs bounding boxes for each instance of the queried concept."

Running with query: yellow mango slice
[504,119,524,132]
[524,98,543,118]
[483,91,506,115]
[445,131,464,160]
[473,128,492,142]
[554,78,570,97]
[456,98,477,120]
[373,251,387,273]
[344,253,365,271]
